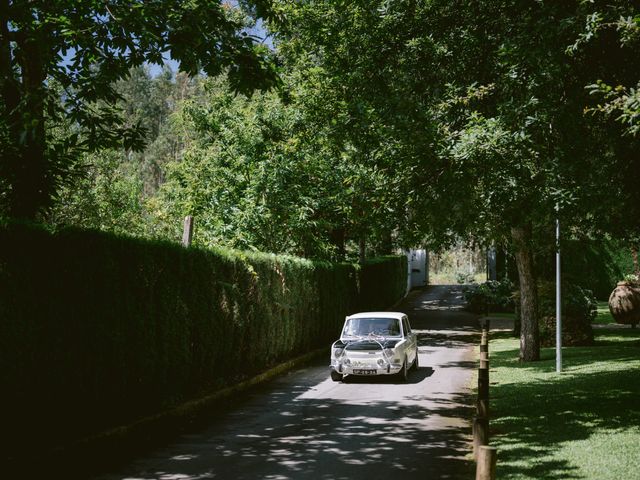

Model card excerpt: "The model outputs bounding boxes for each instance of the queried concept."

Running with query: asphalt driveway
[94,284,479,480]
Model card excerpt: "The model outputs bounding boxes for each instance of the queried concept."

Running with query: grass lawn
[489,328,640,479]
[593,301,615,325]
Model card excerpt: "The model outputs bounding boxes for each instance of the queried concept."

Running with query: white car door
[402,316,418,364]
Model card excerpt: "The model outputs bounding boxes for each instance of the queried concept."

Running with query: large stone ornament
[608,282,640,327]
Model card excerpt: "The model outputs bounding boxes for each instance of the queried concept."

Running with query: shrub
[456,271,476,284]
[623,273,640,285]
[464,278,515,314]
[514,281,596,346]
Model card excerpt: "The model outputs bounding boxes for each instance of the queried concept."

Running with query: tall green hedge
[358,255,408,311]
[0,224,407,459]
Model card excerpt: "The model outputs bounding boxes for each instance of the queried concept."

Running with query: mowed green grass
[593,301,615,324]
[489,328,640,479]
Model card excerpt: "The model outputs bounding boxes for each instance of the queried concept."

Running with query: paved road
[95,285,479,480]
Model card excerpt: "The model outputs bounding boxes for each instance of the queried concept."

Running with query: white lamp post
[556,207,562,373]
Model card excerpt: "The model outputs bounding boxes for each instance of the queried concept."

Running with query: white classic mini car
[330,311,418,382]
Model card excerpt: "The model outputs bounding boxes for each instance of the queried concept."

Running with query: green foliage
[572,3,640,137]
[1,0,278,218]
[45,68,205,238]
[0,224,406,458]
[587,80,640,136]
[272,1,438,249]
[115,67,201,197]
[455,271,477,284]
[464,278,516,314]
[269,0,640,362]
[46,150,147,236]
[150,76,404,260]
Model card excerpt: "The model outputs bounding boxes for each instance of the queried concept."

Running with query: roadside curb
[18,348,327,478]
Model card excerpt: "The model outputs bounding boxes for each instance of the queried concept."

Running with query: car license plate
[353,369,377,375]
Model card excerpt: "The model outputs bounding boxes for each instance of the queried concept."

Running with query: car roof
[346,311,406,320]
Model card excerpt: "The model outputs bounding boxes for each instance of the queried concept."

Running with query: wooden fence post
[182,215,194,247]
[477,366,489,418]
[473,416,489,459]
[480,318,490,351]
[475,318,494,477]
[480,357,489,370]
[476,445,497,480]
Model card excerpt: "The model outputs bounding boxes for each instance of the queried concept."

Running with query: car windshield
[342,317,401,338]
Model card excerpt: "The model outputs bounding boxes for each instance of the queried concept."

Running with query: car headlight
[383,348,395,358]
[333,347,344,358]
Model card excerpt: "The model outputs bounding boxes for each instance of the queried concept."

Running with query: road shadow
[341,366,435,385]
[12,284,481,480]
[89,388,475,480]
[418,330,479,347]
[399,285,480,332]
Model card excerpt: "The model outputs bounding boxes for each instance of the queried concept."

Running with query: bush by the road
[0,223,407,460]
[514,281,596,346]
[464,277,515,314]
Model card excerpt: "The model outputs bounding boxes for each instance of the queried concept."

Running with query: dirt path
[94,285,479,480]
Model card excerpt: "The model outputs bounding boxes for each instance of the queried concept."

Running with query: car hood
[334,338,400,350]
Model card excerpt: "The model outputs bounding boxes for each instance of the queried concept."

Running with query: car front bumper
[330,360,403,376]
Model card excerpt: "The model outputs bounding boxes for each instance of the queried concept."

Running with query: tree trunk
[359,235,366,265]
[14,34,48,219]
[2,14,48,219]
[0,2,20,212]
[0,3,15,107]
[511,225,540,361]
[329,228,346,260]
[632,246,639,278]
[379,229,393,255]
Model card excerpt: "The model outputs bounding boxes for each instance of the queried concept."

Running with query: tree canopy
[269,0,639,359]
[0,0,279,218]
[6,0,639,361]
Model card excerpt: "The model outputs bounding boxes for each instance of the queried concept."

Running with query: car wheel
[330,370,343,382]
[397,357,408,382]
[411,351,419,371]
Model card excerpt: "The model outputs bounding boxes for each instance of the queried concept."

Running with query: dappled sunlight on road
[97,389,473,480]
[92,285,480,480]
[406,285,468,313]
[413,298,465,312]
